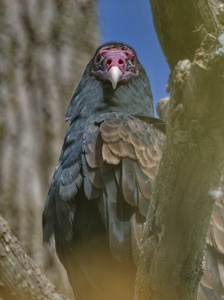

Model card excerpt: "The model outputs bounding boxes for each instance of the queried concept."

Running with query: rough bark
[156,97,224,300]
[150,0,224,69]
[135,34,224,300]
[0,215,71,300]
[0,0,98,298]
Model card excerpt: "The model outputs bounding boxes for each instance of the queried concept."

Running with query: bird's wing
[82,112,165,263]
[42,112,165,300]
[199,178,224,299]
[42,119,84,244]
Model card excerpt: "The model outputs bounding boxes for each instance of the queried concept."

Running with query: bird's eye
[129,55,135,64]
[95,54,105,69]
[95,55,101,63]
[125,51,135,64]
[131,56,135,63]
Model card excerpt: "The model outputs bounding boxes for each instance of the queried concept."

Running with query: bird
[42,42,166,300]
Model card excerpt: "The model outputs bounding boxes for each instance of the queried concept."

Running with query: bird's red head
[91,43,139,89]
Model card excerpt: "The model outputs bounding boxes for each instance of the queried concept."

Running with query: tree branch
[0,215,70,300]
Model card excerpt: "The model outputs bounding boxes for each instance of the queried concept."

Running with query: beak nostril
[118,59,123,65]
[107,58,112,65]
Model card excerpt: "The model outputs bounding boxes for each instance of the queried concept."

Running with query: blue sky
[97,0,170,111]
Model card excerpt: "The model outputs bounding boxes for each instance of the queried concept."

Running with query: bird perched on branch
[42,42,165,300]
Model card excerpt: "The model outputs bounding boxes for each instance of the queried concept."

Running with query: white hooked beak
[108,66,122,89]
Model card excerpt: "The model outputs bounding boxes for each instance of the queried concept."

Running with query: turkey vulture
[42,42,165,300]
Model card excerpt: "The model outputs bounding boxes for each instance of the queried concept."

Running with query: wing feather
[199,179,224,298]
[83,112,164,212]
[83,112,165,262]
[122,158,138,206]
[101,171,119,203]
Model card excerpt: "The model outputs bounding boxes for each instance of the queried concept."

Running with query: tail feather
[56,236,136,300]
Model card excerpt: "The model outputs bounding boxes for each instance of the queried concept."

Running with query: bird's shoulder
[84,112,165,178]
[82,112,165,214]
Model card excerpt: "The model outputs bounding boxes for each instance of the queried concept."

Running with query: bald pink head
[91,43,139,89]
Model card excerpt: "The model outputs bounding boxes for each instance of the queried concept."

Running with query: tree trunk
[150,0,224,69]
[135,1,224,299]
[0,1,98,298]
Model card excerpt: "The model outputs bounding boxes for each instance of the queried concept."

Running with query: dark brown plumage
[42,42,165,300]
[199,180,224,299]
